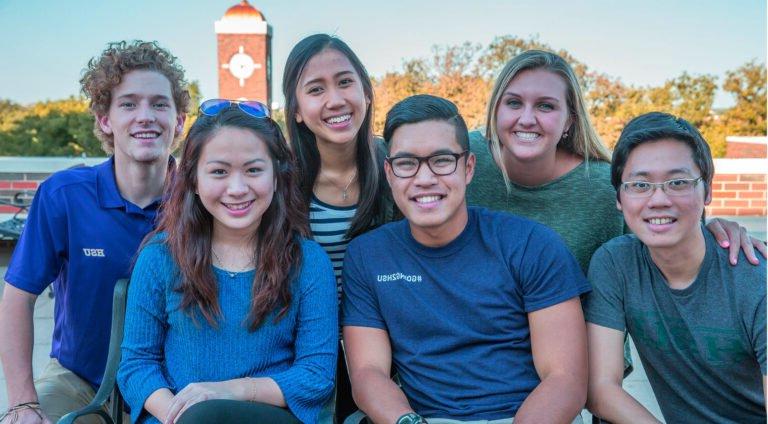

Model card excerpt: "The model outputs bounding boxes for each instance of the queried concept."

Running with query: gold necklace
[320,169,357,201]
[211,248,253,277]
[341,170,357,201]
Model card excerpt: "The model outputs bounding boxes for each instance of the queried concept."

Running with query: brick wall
[725,136,767,159]
[726,142,767,159]
[0,157,764,217]
[706,159,767,217]
[0,174,43,214]
[0,157,105,216]
[217,32,271,105]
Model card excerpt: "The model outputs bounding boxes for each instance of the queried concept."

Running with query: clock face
[229,52,256,80]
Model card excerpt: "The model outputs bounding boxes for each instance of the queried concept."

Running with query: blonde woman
[468,49,765,272]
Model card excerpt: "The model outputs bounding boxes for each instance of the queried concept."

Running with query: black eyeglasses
[386,151,469,178]
[199,99,270,118]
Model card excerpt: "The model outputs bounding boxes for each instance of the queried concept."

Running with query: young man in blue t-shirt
[0,41,188,423]
[584,112,766,423]
[342,95,591,424]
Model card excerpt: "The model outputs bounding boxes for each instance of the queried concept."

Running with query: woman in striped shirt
[282,34,397,420]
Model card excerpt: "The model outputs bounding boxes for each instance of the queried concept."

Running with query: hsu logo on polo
[82,248,106,257]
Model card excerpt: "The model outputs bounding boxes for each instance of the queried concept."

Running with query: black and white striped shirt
[309,196,357,300]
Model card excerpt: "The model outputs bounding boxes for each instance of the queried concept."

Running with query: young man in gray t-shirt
[583,112,766,424]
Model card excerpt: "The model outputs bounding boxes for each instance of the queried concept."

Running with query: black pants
[176,399,301,424]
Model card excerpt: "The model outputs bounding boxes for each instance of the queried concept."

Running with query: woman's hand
[706,217,767,265]
[163,381,240,424]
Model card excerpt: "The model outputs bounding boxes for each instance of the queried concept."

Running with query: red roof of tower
[223,1,265,20]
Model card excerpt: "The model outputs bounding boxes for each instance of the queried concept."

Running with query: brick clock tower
[215,1,272,106]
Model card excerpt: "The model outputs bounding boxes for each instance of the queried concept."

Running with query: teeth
[515,132,539,141]
[649,218,674,225]
[133,132,159,139]
[415,195,440,204]
[224,201,252,210]
[325,114,351,124]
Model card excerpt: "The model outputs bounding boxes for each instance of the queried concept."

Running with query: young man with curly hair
[0,40,188,424]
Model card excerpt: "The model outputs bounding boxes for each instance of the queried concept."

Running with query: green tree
[372,59,431,133]
[0,97,102,156]
[721,60,767,136]
[181,80,203,138]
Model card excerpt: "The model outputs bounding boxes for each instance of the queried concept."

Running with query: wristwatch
[396,412,427,424]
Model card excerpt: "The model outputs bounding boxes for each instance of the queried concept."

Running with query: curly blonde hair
[80,40,190,154]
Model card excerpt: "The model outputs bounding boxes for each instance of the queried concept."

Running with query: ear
[97,114,113,135]
[384,160,395,188]
[704,186,712,205]
[295,110,304,124]
[464,152,476,186]
[616,198,623,211]
[175,113,187,135]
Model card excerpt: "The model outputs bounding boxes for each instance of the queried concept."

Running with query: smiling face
[386,119,475,247]
[618,138,711,253]
[98,70,184,165]
[294,48,370,147]
[196,126,276,240]
[495,68,572,165]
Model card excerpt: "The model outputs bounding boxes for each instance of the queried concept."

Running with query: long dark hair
[154,106,308,330]
[282,33,387,238]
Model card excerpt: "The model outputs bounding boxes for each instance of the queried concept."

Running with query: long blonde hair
[485,50,611,187]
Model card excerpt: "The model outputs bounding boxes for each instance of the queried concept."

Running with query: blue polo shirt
[6,157,165,387]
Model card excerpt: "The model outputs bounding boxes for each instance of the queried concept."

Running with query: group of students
[0,33,764,424]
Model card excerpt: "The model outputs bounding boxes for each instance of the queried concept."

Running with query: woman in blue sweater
[118,101,338,424]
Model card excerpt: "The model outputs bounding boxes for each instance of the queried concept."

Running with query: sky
[0,0,765,109]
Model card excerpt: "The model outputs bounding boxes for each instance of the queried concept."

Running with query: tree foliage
[0,42,764,158]
[370,35,766,158]
[0,97,102,156]
[0,80,207,157]
[721,60,767,137]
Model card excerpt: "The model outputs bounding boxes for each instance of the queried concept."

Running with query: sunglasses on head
[199,99,271,119]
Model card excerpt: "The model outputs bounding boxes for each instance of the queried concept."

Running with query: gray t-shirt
[584,228,766,423]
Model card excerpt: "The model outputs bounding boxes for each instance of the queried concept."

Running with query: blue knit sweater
[117,235,338,424]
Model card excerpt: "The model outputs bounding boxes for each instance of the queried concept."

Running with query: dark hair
[282,33,386,238]
[611,111,714,201]
[383,94,469,151]
[153,106,308,330]
[80,40,190,153]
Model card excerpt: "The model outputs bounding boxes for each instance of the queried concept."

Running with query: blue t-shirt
[342,207,590,420]
[5,157,163,387]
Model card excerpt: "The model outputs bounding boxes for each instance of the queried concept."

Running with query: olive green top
[466,130,625,273]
